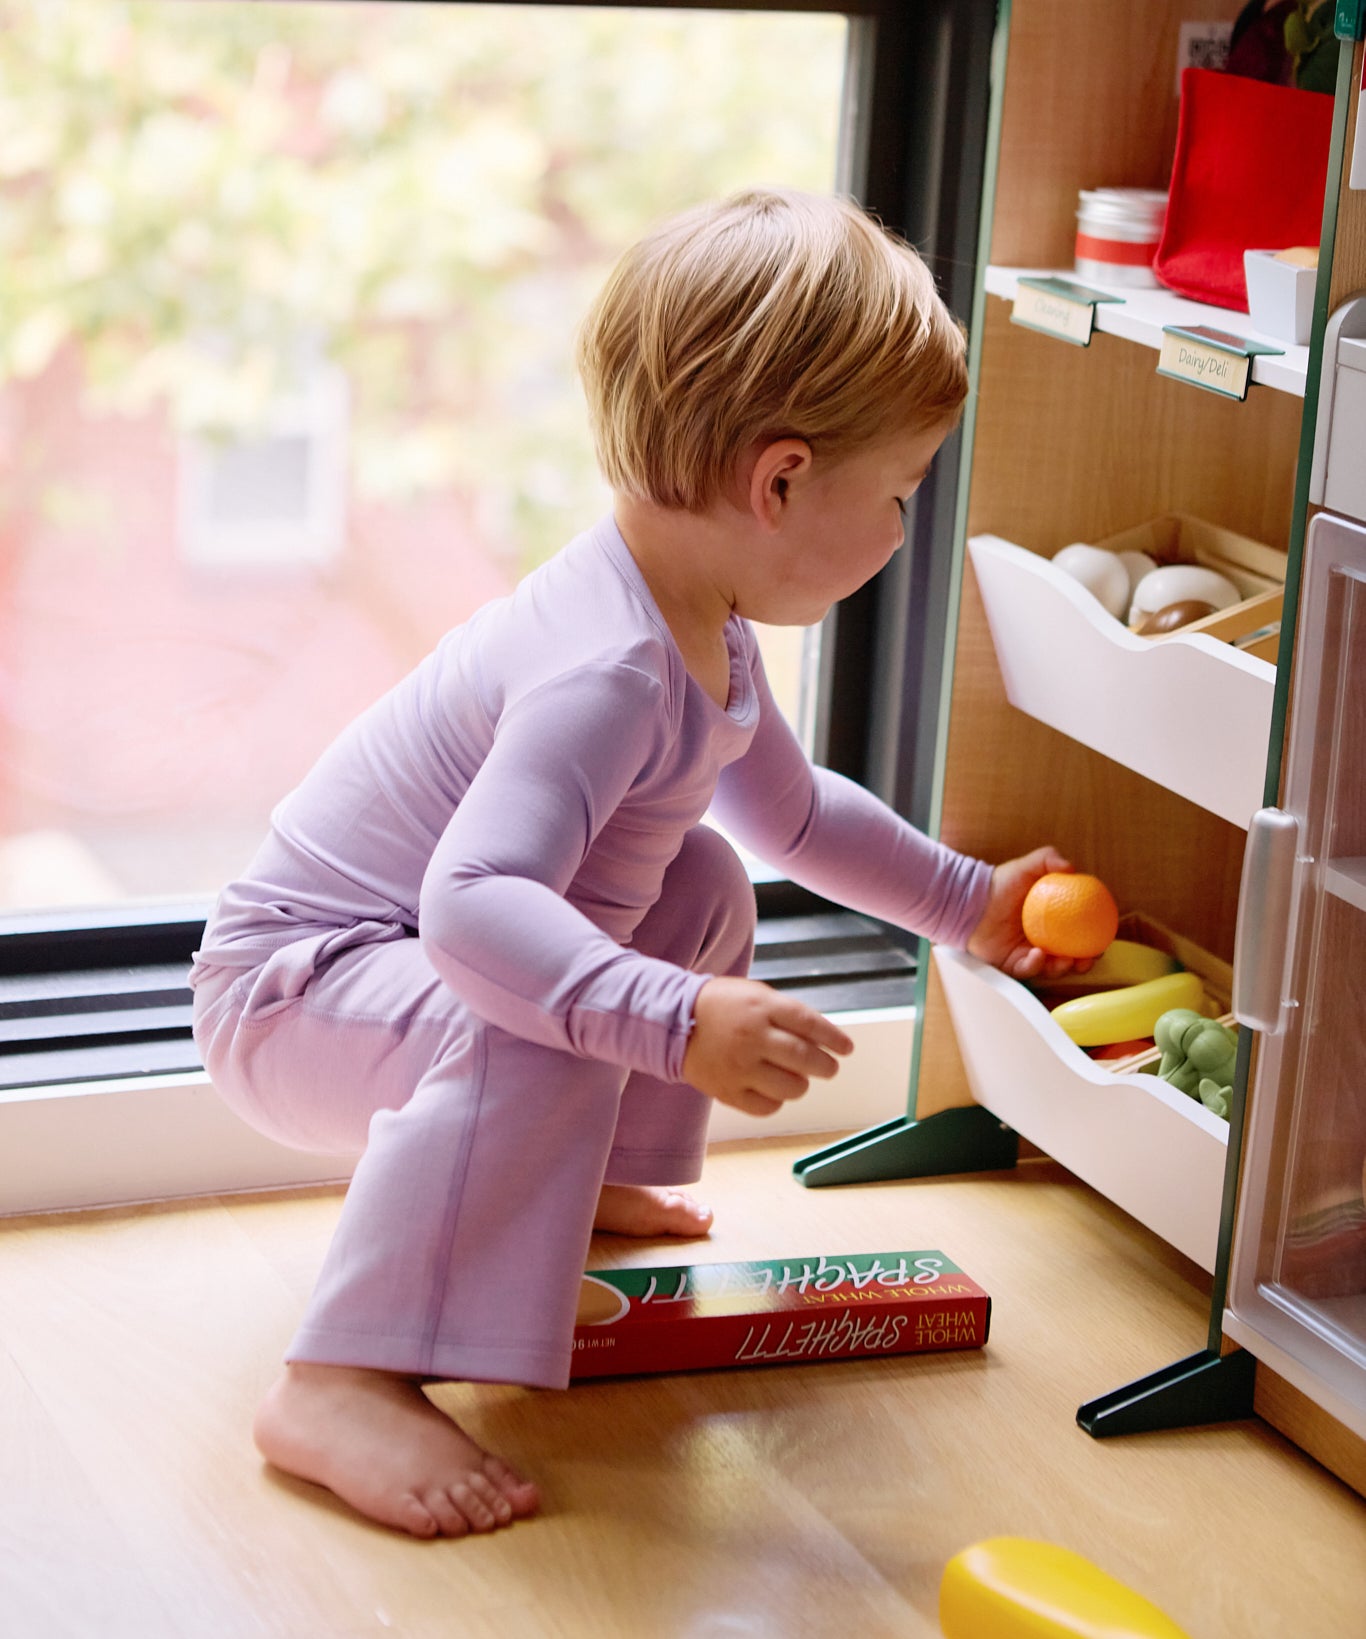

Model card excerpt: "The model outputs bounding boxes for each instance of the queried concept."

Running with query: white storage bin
[967,517,1283,828]
[1243,248,1316,347]
[933,916,1232,1271]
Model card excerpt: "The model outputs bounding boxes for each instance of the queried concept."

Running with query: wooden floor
[3,1136,1364,1639]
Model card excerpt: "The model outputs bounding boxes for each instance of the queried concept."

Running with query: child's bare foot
[593,1182,714,1237]
[253,1362,540,1539]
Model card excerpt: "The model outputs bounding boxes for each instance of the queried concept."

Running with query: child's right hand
[682,977,853,1117]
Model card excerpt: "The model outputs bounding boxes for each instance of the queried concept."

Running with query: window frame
[0,0,997,1210]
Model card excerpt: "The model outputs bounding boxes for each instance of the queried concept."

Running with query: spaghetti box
[570,1249,990,1380]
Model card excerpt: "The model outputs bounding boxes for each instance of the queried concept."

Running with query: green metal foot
[793,1105,1018,1187]
[1077,1348,1257,1437]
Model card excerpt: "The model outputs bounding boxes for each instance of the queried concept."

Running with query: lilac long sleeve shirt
[194,517,992,1084]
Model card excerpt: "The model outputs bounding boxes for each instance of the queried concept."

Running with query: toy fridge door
[1225,511,1366,1442]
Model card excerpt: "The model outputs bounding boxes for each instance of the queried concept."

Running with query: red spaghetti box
[569,1249,990,1380]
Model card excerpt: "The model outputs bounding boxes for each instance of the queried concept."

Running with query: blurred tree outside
[0,1,847,907]
[0,0,845,568]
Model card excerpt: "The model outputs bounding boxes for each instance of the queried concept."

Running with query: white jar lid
[1077,188,1168,232]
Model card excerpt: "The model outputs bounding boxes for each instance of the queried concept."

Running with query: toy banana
[1030,939,1179,998]
[1050,971,1210,1047]
[940,1537,1193,1639]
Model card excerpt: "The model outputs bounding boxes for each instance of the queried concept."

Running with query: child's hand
[967,845,1092,981]
[683,977,854,1117]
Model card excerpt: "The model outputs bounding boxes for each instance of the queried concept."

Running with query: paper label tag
[1158,331,1251,397]
[1010,278,1112,346]
[1157,328,1255,399]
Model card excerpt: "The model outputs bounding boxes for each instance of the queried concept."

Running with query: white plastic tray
[933,946,1229,1272]
[967,533,1275,828]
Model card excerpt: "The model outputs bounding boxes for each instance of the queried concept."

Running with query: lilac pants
[192,825,755,1389]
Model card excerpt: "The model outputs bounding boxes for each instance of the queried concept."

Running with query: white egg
[1129,564,1242,625]
[1051,543,1130,620]
[1117,550,1158,597]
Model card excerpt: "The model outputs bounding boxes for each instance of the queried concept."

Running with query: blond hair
[576,188,967,510]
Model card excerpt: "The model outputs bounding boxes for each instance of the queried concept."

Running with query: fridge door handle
[1233,807,1300,1034]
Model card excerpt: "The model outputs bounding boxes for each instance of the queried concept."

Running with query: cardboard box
[570,1250,990,1380]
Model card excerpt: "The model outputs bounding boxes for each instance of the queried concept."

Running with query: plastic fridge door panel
[1227,511,1366,1440]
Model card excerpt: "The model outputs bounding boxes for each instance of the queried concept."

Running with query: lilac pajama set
[191,517,991,1390]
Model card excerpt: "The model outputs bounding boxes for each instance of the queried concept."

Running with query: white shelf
[933,947,1228,1272]
[985,266,1310,397]
[968,533,1275,828]
[1324,858,1366,914]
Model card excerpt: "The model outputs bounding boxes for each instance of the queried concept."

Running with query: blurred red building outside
[3,347,519,909]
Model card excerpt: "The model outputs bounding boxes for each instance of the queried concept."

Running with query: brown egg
[1138,599,1218,636]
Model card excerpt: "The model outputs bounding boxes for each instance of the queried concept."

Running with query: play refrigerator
[1225,514,1366,1446]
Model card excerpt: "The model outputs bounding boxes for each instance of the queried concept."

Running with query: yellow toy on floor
[940,1538,1193,1638]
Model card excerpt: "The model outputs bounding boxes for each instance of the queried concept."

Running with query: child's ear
[748,438,812,530]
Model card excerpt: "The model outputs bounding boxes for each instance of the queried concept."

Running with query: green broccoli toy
[1154,1008,1238,1121]
[1197,1077,1233,1120]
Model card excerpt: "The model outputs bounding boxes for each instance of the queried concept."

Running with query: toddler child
[191,188,1077,1540]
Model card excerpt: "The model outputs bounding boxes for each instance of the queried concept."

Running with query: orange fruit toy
[1021,872,1119,960]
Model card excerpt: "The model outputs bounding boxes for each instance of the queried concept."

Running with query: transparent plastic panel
[1266,564,1366,1362]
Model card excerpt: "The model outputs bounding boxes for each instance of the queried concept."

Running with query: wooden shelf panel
[985,267,1311,397]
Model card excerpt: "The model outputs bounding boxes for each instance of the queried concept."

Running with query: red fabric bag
[1154,67,1334,311]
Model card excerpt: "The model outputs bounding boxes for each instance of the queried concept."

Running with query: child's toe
[450,1478,501,1532]
[484,1454,541,1516]
[397,1492,442,1538]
